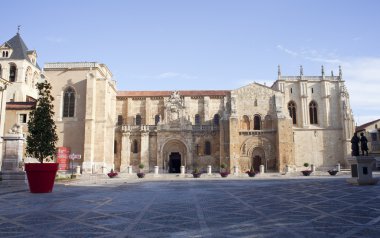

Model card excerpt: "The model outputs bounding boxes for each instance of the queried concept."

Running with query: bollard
[233,166,239,175]
[180,166,185,175]
[285,165,289,173]
[154,166,159,175]
[76,166,81,175]
[260,165,265,174]
[207,165,212,175]
[336,163,341,172]
[311,164,315,172]
[127,165,132,174]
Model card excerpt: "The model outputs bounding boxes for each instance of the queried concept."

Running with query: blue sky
[2,0,379,124]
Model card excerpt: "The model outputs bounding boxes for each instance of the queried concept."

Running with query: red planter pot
[25,163,59,193]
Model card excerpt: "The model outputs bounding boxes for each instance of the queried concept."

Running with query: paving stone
[1,178,380,237]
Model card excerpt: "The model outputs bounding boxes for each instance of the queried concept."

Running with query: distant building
[356,119,380,154]
[0,33,356,173]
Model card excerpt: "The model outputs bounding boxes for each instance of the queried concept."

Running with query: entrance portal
[169,152,181,173]
[253,156,262,172]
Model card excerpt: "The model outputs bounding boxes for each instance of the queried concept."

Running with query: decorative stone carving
[164,91,185,123]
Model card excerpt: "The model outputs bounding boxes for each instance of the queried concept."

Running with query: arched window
[32,72,39,87]
[132,140,138,153]
[204,141,211,155]
[213,114,220,126]
[155,114,160,125]
[195,114,201,125]
[25,67,32,84]
[9,64,17,82]
[242,115,250,130]
[264,115,272,129]
[254,115,261,130]
[309,101,318,124]
[288,101,297,125]
[63,87,75,117]
[135,114,142,126]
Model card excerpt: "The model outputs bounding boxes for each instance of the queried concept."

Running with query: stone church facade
[0,33,356,174]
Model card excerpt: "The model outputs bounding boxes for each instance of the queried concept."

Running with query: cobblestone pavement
[0,178,380,237]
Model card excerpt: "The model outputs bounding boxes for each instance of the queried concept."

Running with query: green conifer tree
[26,81,58,163]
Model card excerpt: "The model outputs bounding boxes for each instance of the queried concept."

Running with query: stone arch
[239,136,276,172]
[161,139,188,173]
[251,147,265,172]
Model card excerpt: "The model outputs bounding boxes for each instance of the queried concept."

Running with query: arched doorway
[169,152,181,173]
[251,147,265,172]
[161,139,188,173]
[252,155,262,171]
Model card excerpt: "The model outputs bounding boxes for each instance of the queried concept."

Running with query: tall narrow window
[135,114,142,125]
[195,114,201,125]
[254,115,261,130]
[114,141,117,154]
[288,101,297,125]
[63,87,75,117]
[117,115,123,125]
[9,65,16,82]
[205,141,211,155]
[132,140,138,153]
[0,64,2,78]
[309,101,318,124]
[155,114,160,125]
[213,114,220,126]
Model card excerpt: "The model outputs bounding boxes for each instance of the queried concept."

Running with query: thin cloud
[276,45,298,57]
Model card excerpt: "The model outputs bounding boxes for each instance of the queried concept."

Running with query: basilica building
[0,33,356,174]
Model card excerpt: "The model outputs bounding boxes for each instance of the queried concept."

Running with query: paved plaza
[1,176,380,237]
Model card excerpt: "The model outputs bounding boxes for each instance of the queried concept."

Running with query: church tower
[0,31,39,102]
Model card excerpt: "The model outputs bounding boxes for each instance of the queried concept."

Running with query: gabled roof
[0,33,40,69]
[6,101,36,110]
[356,119,380,132]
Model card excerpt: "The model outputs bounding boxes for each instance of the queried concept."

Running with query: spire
[331,70,334,77]
[277,65,281,79]
[300,65,303,76]
[17,25,21,34]
[321,65,325,77]
[339,65,342,79]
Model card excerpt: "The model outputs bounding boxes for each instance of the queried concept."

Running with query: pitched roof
[356,119,380,132]
[117,90,230,98]
[6,102,36,110]
[1,33,40,69]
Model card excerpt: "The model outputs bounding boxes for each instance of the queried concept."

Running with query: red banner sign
[57,147,70,171]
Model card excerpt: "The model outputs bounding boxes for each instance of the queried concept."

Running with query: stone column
[1,132,26,184]
[120,132,131,172]
[140,131,149,172]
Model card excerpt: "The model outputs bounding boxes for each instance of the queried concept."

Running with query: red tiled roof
[6,102,35,110]
[117,90,230,98]
[356,119,380,132]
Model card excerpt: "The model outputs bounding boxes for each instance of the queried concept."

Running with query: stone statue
[351,132,360,156]
[360,132,369,156]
